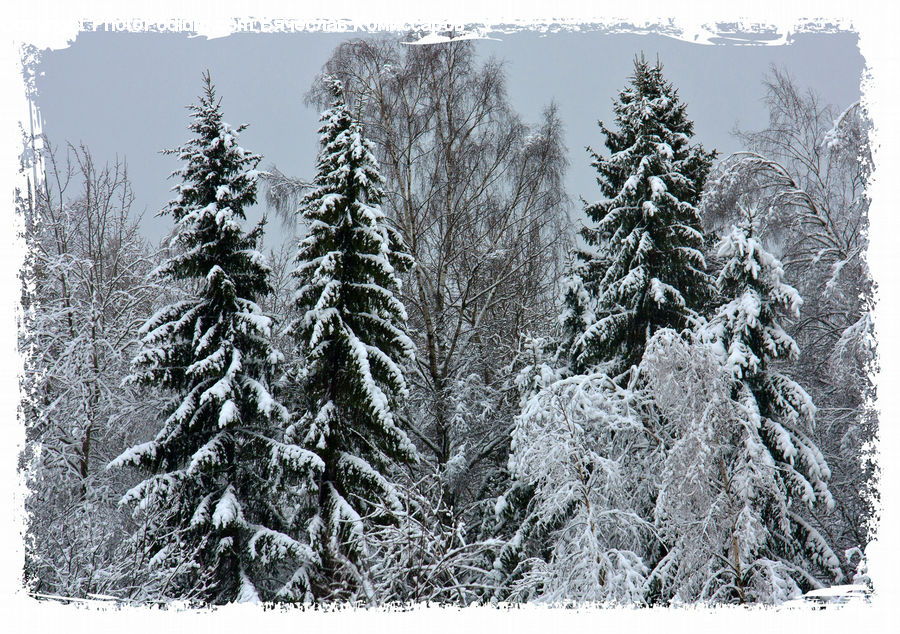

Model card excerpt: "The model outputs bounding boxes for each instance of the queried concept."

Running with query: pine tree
[110,73,322,604]
[286,78,417,602]
[563,54,716,376]
[694,210,840,598]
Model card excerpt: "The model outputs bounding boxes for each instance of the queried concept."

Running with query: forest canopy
[19,34,876,607]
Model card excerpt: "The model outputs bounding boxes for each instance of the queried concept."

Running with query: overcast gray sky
[31,29,864,245]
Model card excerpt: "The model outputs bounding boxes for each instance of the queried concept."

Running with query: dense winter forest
[19,36,876,606]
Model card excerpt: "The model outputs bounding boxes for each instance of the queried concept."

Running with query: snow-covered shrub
[499,369,657,603]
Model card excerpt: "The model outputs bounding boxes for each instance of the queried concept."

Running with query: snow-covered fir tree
[650,210,840,602]
[286,77,417,602]
[562,54,716,376]
[110,73,322,604]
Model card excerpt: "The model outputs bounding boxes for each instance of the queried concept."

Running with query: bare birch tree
[21,138,163,598]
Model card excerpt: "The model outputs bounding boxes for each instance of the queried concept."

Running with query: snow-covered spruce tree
[562,54,716,376]
[110,73,322,604]
[664,211,840,601]
[702,75,876,575]
[286,77,417,603]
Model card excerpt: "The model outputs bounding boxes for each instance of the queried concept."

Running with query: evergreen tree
[562,54,716,376]
[110,73,322,604]
[694,210,840,597]
[286,78,417,602]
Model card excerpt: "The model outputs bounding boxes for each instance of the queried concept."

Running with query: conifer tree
[563,54,716,376]
[694,210,840,597]
[110,73,322,604]
[286,78,416,602]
